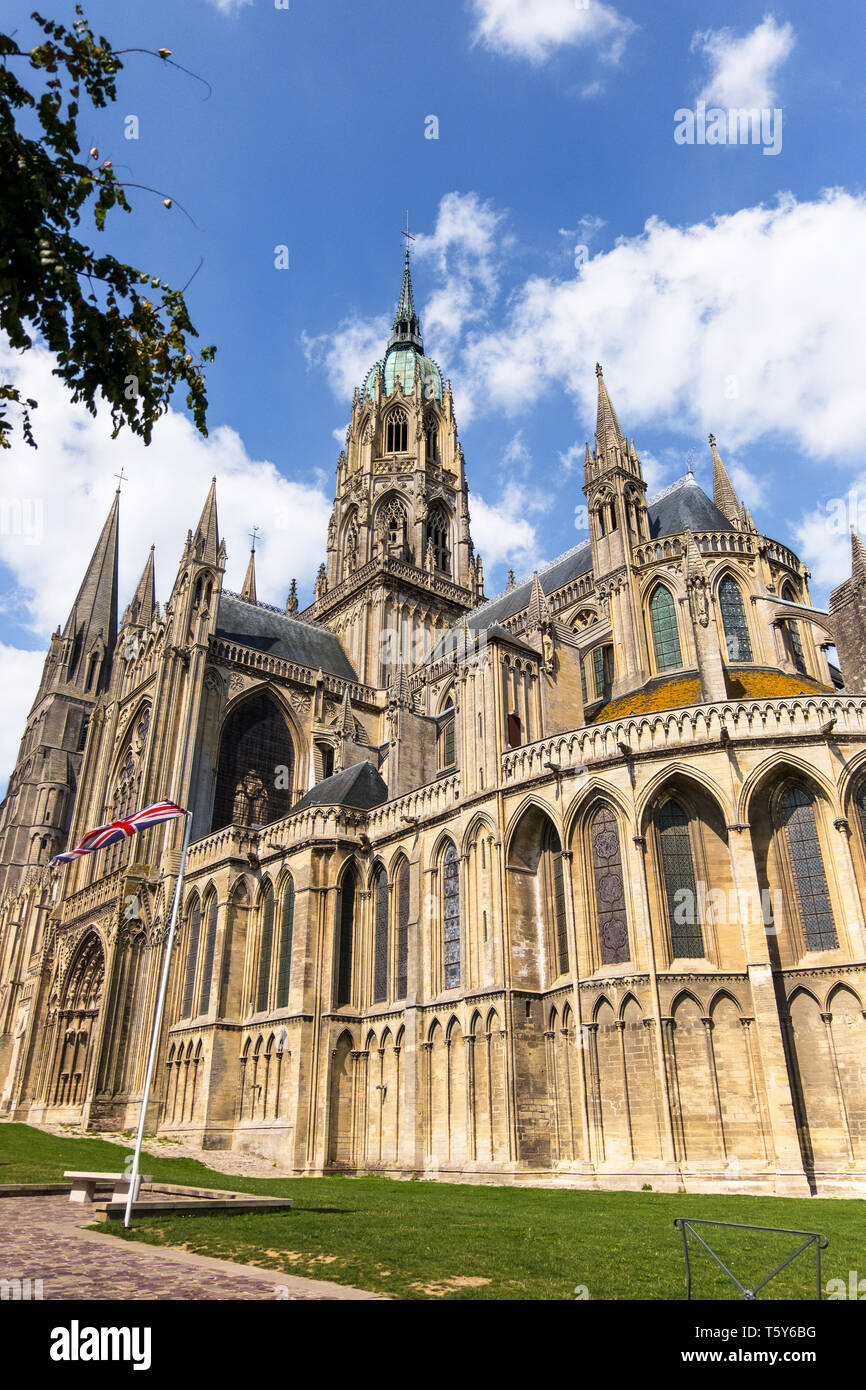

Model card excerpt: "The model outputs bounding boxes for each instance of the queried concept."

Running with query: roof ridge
[647,472,698,506]
[469,539,592,619]
[220,589,325,633]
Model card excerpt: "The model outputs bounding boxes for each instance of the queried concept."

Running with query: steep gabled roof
[215,593,358,681]
[290,760,388,813]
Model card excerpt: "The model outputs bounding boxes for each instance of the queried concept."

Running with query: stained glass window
[374,865,389,1003]
[395,859,409,999]
[443,843,461,989]
[212,692,295,832]
[719,576,752,662]
[441,713,455,768]
[275,878,294,1009]
[649,585,682,672]
[590,806,630,964]
[335,869,355,1006]
[580,658,588,703]
[198,895,219,1016]
[779,785,838,951]
[256,889,274,1013]
[181,899,201,1018]
[856,783,866,850]
[658,799,704,958]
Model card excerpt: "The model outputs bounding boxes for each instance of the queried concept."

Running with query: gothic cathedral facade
[2,251,866,1196]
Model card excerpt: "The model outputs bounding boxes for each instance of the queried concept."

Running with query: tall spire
[240,548,257,604]
[192,477,220,566]
[594,363,626,458]
[709,433,741,527]
[124,545,156,629]
[62,489,119,659]
[388,246,423,351]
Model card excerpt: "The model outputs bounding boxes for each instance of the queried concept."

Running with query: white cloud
[471,0,636,64]
[0,340,332,639]
[559,441,585,474]
[203,0,253,14]
[794,478,866,599]
[301,315,389,403]
[414,192,509,361]
[729,462,766,511]
[470,480,548,576]
[693,15,795,109]
[463,190,866,461]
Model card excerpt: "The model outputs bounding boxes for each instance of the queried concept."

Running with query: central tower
[303,248,483,687]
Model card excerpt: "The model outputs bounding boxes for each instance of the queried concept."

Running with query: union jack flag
[49,800,188,866]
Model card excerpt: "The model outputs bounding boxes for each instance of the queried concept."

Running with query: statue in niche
[541,623,555,674]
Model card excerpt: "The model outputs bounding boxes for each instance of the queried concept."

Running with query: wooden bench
[63,1171,152,1204]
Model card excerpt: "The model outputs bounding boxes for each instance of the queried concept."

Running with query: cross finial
[249,524,260,552]
[401,211,415,247]
[113,466,128,493]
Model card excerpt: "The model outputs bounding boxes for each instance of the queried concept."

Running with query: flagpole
[123,810,193,1229]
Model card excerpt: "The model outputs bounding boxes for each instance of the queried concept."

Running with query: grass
[2,1122,861,1300]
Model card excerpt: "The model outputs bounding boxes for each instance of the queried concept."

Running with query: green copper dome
[364,346,443,402]
[362,248,444,402]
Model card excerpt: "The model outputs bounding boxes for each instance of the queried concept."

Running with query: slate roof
[290,760,388,813]
[647,474,734,539]
[215,593,358,682]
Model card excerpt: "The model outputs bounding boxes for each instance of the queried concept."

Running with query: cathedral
[2,249,866,1197]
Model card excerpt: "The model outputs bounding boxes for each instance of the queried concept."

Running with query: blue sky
[1,0,865,782]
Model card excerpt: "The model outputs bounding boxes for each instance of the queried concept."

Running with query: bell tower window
[385,408,408,454]
[426,505,450,574]
[424,414,438,460]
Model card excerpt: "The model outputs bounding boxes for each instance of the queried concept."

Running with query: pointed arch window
[256,887,275,1013]
[781,582,807,674]
[658,798,704,958]
[589,805,630,965]
[107,747,138,872]
[649,585,682,672]
[198,895,219,1016]
[335,867,355,1006]
[395,859,410,999]
[855,781,866,852]
[181,898,202,1018]
[719,575,752,662]
[385,407,408,453]
[442,842,461,989]
[212,692,295,832]
[426,505,450,574]
[440,707,456,769]
[373,865,389,1004]
[777,784,838,951]
[275,877,295,1009]
[424,413,438,460]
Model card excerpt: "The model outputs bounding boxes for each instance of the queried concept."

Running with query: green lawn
[1,1122,859,1300]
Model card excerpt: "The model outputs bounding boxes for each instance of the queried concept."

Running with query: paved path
[0,1195,382,1301]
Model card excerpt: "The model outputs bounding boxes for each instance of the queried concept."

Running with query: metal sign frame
[673,1217,829,1301]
